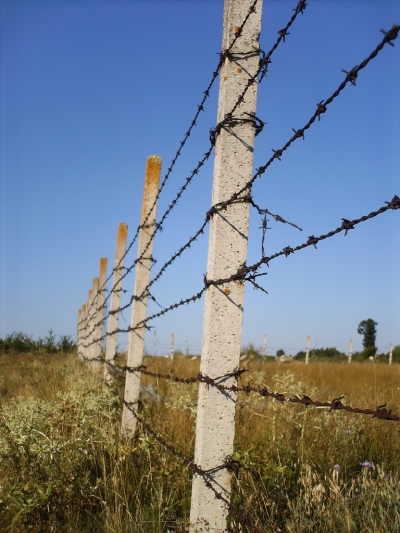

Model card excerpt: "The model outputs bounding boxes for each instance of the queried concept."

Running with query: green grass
[1,353,400,532]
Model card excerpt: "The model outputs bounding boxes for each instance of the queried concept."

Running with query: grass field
[1,352,400,532]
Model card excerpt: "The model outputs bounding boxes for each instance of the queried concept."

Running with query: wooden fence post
[189,1,262,530]
[305,335,310,364]
[104,223,128,384]
[92,258,108,372]
[348,339,353,363]
[121,155,161,437]
[389,343,393,365]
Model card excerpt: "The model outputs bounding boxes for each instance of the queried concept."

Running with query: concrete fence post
[121,155,162,437]
[92,257,108,373]
[171,332,175,360]
[104,223,128,384]
[88,278,99,368]
[77,308,82,359]
[263,333,267,357]
[189,1,263,530]
[79,304,86,361]
[305,335,311,364]
[348,339,353,363]
[84,290,93,362]
[389,343,393,365]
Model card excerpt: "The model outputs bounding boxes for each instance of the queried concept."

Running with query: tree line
[0,330,76,354]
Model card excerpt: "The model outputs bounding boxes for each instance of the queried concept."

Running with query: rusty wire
[79,0,262,333]
[81,194,399,347]
[80,0,306,336]
[102,361,400,423]
[123,399,265,533]
[116,21,400,328]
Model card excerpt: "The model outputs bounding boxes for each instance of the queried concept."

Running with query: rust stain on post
[117,222,128,247]
[141,155,161,224]
[100,257,108,277]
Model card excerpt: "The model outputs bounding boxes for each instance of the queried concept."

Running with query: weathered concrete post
[263,333,267,357]
[88,278,99,368]
[305,335,310,364]
[389,343,393,365]
[104,223,128,384]
[92,258,108,373]
[348,339,353,363]
[77,308,82,359]
[189,1,262,530]
[171,332,175,360]
[121,155,161,437]
[79,304,86,361]
[84,290,93,362]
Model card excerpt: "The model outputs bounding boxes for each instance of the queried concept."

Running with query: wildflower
[344,429,352,435]
[334,464,340,472]
[359,461,374,469]
[355,493,361,500]
[83,450,88,455]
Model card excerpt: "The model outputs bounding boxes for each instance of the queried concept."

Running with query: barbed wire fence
[75,0,399,530]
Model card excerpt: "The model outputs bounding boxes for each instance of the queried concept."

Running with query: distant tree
[357,319,377,356]
[276,349,285,357]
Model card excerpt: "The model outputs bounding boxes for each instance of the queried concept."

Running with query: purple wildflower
[334,464,340,472]
[345,429,352,435]
[359,461,374,469]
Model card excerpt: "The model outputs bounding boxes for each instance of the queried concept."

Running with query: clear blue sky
[1,0,399,356]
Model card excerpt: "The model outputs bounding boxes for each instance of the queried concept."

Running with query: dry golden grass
[2,352,400,532]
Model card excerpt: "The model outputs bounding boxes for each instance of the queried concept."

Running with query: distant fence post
[92,258,108,373]
[84,289,93,362]
[389,343,393,365]
[79,304,86,361]
[189,1,263,530]
[348,339,353,363]
[88,278,99,368]
[104,223,128,384]
[77,308,82,359]
[121,155,162,437]
[305,335,310,364]
[171,332,175,360]
[263,333,267,357]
